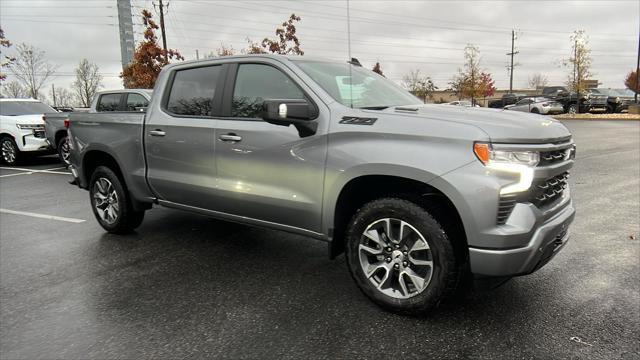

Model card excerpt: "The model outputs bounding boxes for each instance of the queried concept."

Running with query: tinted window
[232,64,304,118]
[167,66,221,116]
[126,93,149,111]
[97,94,122,112]
[295,61,421,109]
[0,101,56,115]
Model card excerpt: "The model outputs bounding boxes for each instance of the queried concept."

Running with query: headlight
[474,142,538,195]
[16,124,44,130]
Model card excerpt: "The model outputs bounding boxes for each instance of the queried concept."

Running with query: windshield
[615,89,635,97]
[0,101,56,116]
[294,61,421,108]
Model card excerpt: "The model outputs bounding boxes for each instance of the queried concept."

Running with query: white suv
[0,98,54,165]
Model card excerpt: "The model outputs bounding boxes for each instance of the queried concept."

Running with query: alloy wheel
[358,218,434,299]
[59,137,71,165]
[1,139,16,164]
[93,178,119,224]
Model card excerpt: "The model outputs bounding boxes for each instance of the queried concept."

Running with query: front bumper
[469,200,575,276]
[19,133,52,152]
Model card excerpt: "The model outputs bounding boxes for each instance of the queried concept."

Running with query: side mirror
[262,99,319,137]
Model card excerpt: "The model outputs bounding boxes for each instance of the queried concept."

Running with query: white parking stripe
[43,166,68,171]
[0,167,70,175]
[0,208,85,223]
[0,172,33,178]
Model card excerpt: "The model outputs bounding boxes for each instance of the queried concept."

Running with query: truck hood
[390,104,571,144]
[0,114,46,125]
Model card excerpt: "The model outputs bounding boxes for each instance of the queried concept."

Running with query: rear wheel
[57,136,70,166]
[89,166,145,234]
[345,198,459,315]
[531,108,540,114]
[0,136,20,165]
[567,104,578,114]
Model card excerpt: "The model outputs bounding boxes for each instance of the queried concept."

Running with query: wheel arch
[328,173,469,266]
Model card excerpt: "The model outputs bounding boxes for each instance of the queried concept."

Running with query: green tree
[402,69,437,103]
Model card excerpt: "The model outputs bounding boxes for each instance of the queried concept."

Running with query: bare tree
[73,59,102,107]
[50,86,75,107]
[1,80,26,98]
[9,43,56,99]
[528,73,549,90]
[402,69,437,103]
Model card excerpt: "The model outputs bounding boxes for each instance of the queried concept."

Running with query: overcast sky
[0,0,638,97]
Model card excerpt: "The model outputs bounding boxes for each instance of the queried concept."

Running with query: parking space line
[43,166,68,171]
[0,208,85,223]
[0,172,33,178]
[0,167,70,175]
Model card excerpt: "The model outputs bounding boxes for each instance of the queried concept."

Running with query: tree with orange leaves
[246,14,304,55]
[120,10,183,89]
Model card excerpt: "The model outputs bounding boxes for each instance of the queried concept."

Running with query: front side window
[97,94,122,112]
[231,64,304,118]
[295,60,421,109]
[167,65,221,116]
[126,93,149,111]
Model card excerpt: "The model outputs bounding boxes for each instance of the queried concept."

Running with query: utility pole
[156,0,168,61]
[196,49,199,60]
[51,84,57,107]
[116,0,135,70]
[633,17,640,104]
[575,39,580,114]
[506,30,519,94]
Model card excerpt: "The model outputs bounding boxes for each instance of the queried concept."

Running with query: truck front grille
[539,149,568,166]
[530,171,569,208]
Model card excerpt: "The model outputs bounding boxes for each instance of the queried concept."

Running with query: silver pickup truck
[44,90,151,164]
[68,55,576,314]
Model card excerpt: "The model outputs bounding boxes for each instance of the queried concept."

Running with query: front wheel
[89,166,145,234]
[1,136,20,165]
[345,198,459,315]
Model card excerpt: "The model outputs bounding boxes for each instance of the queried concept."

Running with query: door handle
[149,129,166,137]
[219,133,242,142]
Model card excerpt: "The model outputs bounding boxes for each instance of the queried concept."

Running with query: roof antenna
[346,0,353,109]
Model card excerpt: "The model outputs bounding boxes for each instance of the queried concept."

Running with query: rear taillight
[64,119,70,128]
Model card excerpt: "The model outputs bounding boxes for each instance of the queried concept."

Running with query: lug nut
[386,257,391,263]
[394,244,400,249]
[403,251,408,256]
[394,264,400,269]
[403,261,408,267]
[385,247,392,252]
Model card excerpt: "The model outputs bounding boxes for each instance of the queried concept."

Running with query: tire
[567,104,578,114]
[57,136,70,166]
[345,198,459,315]
[606,105,614,114]
[0,136,21,165]
[531,108,540,114]
[89,166,145,234]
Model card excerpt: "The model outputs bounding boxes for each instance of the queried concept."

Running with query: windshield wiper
[359,106,390,110]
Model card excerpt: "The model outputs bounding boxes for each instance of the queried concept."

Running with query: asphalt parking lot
[1,120,638,359]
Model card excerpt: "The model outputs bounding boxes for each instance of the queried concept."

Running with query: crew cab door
[145,64,225,209]
[212,61,328,233]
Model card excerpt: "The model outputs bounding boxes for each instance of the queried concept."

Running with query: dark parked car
[488,93,528,108]
[590,88,634,113]
[541,86,608,113]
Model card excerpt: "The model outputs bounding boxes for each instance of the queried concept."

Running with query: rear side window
[166,66,221,116]
[126,93,149,111]
[231,64,304,118]
[97,94,122,112]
